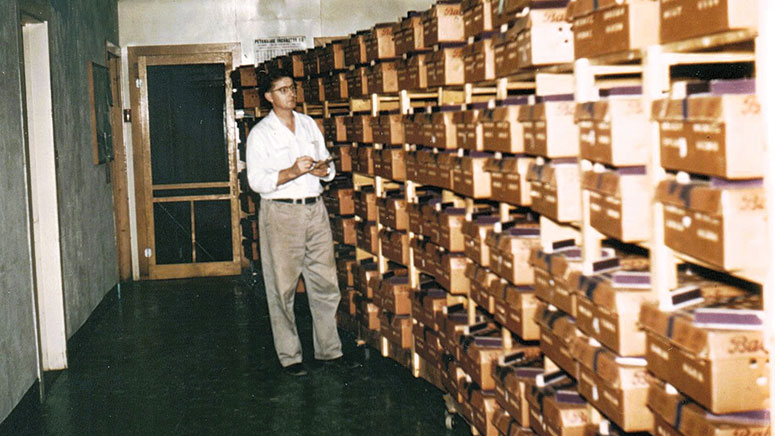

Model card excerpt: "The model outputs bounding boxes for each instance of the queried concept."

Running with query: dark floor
[2,275,470,436]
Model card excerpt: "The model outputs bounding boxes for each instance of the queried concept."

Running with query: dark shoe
[316,356,361,370]
[282,363,308,376]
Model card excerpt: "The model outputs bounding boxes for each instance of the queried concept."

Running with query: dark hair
[258,69,292,95]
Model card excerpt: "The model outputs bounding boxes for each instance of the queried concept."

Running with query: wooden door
[128,44,242,279]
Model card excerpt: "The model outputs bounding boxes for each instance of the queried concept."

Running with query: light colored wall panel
[119,0,436,65]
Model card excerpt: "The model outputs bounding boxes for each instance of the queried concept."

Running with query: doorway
[21,17,68,373]
[128,44,242,280]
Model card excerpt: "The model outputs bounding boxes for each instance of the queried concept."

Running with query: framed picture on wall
[88,61,114,165]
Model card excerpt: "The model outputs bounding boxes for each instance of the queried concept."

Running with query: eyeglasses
[270,84,297,95]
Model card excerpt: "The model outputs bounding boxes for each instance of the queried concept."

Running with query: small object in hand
[313,157,334,168]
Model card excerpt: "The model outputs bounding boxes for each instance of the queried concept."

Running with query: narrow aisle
[2,276,470,436]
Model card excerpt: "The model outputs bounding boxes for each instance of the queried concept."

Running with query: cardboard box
[457,108,485,151]
[231,65,257,88]
[379,311,413,349]
[365,22,396,61]
[345,31,369,66]
[367,61,399,94]
[656,179,768,271]
[395,12,426,55]
[515,9,574,69]
[430,109,459,149]
[372,114,405,145]
[356,296,381,330]
[527,380,600,436]
[379,229,410,265]
[437,251,472,295]
[330,143,352,173]
[517,105,536,154]
[582,167,651,243]
[660,0,758,44]
[482,101,528,154]
[471,387,501,436]
[574,2,659,59]
[346,66,369,99]
[356,220,379,255]
[377,193,408,230]
[323,185,355,216]
[354,186,377,222]
[436,206,467,252]
[532,97,579,158]
[574,268,653,357]
[464,35,496,83]
[639,294,769,414]
[579,94,650,166]
[468,263,498,313]
[573,339,653,432]
[330,216,356,245]
[323,71,348,101]
[527,160,581,223]
[323,116,348,143]
[648,378,771,436]
[423,2,466,45]
[414,323,444,365]
[496,283,541,341]
[493,353,544,428]
[654,85,765,179]
[336,258,357,289]
[463,0,494,38]
[453,152,493,199]
[427,45,466,87]
[493,224,541,285]
[348,115,374,144]
[376,274,412,315]
[320,40,346,73]
[463,213,500,267]
[486,156,535,206]
[404,53,429,91]
[494,27,520,78]
[536,302,587,378]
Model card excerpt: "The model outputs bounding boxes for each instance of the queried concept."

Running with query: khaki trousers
[259,198,343,367]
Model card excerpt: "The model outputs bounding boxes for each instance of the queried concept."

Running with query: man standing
[246,71,353,376]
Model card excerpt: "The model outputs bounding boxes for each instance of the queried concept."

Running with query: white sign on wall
[254,36,307,64]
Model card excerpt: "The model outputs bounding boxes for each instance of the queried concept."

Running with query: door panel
[129,45,242,279]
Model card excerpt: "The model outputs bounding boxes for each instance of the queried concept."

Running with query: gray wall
[0,0,120,424]
[0,0,40,424]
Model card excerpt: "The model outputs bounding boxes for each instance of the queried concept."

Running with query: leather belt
[271,196,320,205]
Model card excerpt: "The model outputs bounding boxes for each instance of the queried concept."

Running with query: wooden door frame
[105,41,132,282]
[127,43,242,279]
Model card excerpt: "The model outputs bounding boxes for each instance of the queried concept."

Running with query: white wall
[118,0,437,65]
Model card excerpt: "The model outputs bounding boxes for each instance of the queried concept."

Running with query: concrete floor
[0,276,470,436]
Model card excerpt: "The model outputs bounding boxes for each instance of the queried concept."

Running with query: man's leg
[301,201,343,360]
[259,199,307,367]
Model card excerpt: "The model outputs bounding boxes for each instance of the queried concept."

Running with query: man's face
[264,77,297,110]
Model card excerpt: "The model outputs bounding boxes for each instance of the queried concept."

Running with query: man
[246,71,355,376]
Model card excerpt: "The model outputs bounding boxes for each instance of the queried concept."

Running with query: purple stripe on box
[551,157,579,165]
[435,104,463,113]
[704,409,771,426]
[475,215,500,224]
[475,336,503,348]
[507,227,541,237]
[611,272,652,287]
[671,287,702,306]
[555,390,587,405]
[618,166,647,176]
[593,257,620,273]
[693,309,764,328]
[499,96,529,106]
[710,78,756,95]
[444,207,467,215]
[515,285,534,292]
[686,81,711,95]
[536,94,575,103]
[552,239,576,250]
[469,151,494,158]
[469,102,490,110]
[599,86,643,97]
[515,368,546,378]
[532,0,571,9]
[710,177,764,189]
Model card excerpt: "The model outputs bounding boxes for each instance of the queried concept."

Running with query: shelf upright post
[574,58,605,275]
[757,0,775,429]
[643,44,677,309]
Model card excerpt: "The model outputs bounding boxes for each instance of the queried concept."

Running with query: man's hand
[291,156,315,177]
[309,158,332,177]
